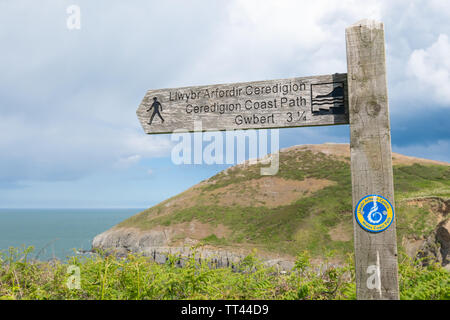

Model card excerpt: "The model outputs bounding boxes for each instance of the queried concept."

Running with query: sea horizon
[0,208,145,261]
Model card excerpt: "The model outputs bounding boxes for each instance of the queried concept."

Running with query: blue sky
[0,0,449,208]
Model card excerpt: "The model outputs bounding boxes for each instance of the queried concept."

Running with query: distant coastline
[0,208,144,261]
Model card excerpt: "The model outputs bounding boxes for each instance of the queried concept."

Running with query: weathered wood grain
[346,19,399,300]
[136,74,349,134]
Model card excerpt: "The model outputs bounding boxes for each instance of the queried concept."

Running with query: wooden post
[346,19,399,299]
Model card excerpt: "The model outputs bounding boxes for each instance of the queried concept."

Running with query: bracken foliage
[0,246,448,300]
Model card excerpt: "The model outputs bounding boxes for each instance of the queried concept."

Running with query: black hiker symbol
[147,97,165,125]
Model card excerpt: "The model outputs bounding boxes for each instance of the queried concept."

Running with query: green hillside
[117,144,450,261]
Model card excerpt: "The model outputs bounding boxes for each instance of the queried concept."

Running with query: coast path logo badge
[311,82,345,115]
[355,195,394,233]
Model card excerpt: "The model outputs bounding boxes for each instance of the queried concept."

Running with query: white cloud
[0,1,209,184]
[0,112,173,182]
[178,0,384,83]
[120,131,173,159]
[113,155,142,169]
[407,34,450,105]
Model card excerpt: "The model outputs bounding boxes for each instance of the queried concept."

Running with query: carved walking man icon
[147,97,165,125]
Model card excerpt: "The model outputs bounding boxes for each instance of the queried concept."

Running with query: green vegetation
[201,234,229,246]
[393,164,450,198]
[203,150,350,191]
[0,246,448,300]
[396,204,439,239]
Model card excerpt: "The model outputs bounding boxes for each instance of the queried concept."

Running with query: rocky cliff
[92,227,295,271]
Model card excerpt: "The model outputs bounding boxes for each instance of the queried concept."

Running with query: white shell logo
[355,195,394,233]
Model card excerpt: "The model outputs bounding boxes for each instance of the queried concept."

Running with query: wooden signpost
[137,73,349,134]
[346,20,399,299]
[137,19,399,300]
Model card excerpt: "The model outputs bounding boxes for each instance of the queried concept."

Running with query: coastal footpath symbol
[311,82,345,115]
[355,195,394,233]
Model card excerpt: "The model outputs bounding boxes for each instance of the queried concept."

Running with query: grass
[0,246,448,300]
[393,164,450,198]
[201,234,229,246]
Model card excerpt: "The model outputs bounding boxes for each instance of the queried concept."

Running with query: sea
[0,208,143,261]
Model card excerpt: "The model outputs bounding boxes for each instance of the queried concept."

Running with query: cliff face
[92,227,295,271]
[402,197,450,269]
[92,143,450,269]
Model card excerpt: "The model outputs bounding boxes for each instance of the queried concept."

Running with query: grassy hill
[112,144,449,263]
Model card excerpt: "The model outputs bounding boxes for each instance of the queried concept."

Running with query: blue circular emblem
[355,195,394,233]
